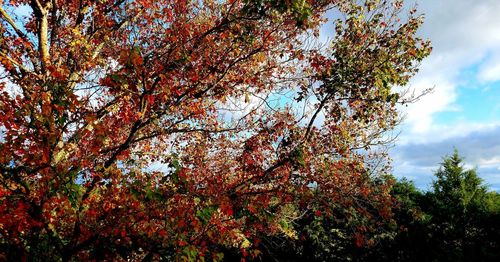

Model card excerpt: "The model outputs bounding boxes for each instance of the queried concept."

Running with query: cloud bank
[392,125,500,190]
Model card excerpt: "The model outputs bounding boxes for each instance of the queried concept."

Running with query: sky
[388,0,500,191]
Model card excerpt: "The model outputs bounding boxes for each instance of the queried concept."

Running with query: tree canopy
[0,0,430,260]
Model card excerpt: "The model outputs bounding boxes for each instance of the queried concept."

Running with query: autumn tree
[0,0,430,260]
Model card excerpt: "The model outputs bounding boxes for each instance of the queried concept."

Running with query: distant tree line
[229,150,500,261]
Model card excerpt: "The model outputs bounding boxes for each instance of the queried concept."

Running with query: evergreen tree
[432,150,488,218]
[423,149,498,261]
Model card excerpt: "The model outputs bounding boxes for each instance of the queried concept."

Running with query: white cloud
[404,75,456,133]
[478,156,500,168]
[401,0,500,133]
[477,51,500,83]
[397,121,500,145]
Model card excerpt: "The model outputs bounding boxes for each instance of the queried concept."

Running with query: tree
[432,150,488,216]
[0,0,430,260]
[352,159,500,262]
[424,150,497,261]
[387,150,500,262]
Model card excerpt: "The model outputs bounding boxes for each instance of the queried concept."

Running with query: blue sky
[388,0,500,191]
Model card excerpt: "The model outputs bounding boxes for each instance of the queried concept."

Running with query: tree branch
[0,6,28,39]
[30,0,50,72]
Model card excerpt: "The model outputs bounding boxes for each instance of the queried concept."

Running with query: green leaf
[196,206,216,225]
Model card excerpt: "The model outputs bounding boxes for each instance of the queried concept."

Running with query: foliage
[369,151,500,262]
[0,0,430,260]
[423,150,500,261]
[254,151,500,262]
[432,150,489,216]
